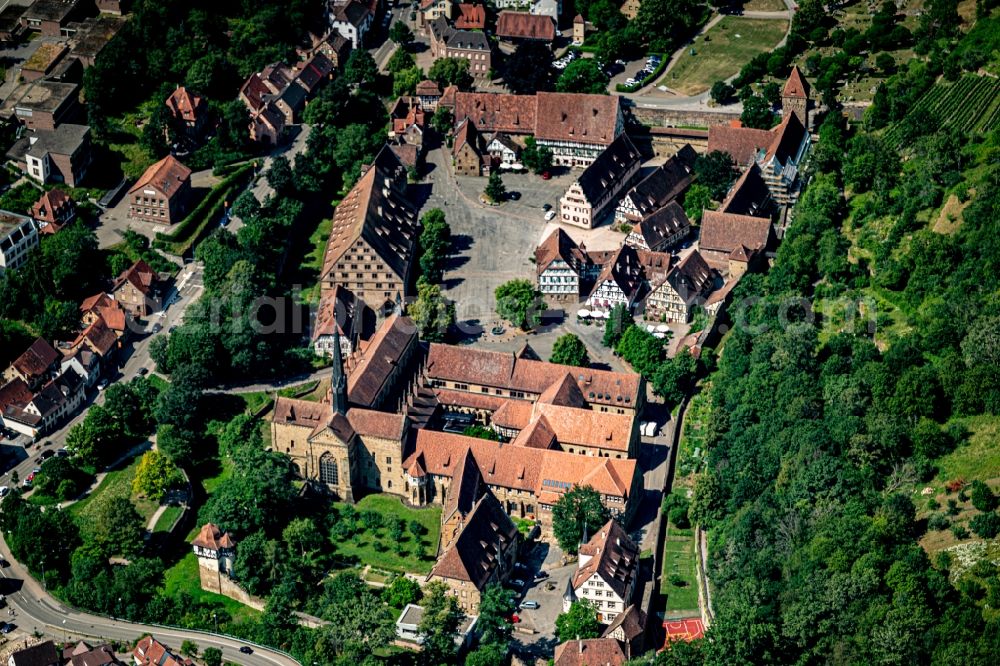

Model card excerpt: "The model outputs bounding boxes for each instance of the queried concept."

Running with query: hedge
[616,53,668,93]
[152,163,254,256]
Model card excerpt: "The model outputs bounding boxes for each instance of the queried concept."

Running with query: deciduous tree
[552,486,609,554]
[495,279,544,330]
[555,600,601,640]
[550,333,590,367]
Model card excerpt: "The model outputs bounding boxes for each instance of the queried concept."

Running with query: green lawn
[332,494,441,575]
[68,456,159,531]
[162,552,260,623]
[661,17,789,95]
[238,380,323,415]
[744,0,786,10]
[676,387,712,483]
[299,215,333,305]
[934,415,1000,485]
[663,533,699,615]
[153,505,184,534]
[148,374,170,393]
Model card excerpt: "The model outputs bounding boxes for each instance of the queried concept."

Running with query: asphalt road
[1,261,205,489]
[0,533,298,666]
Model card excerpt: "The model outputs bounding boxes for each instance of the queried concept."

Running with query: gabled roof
[191,523,235,550]
[128,155,191,198]
[699,210,773,255]
[534,92,620,146]
[443,447,485,522]
[333,0,370,28]
[454,92,537,134]
[295,51,335,93]
[112,259,157,296]
[165,86,204,123]
[496,11,556,41]
[80,292,128,332]
[572,518,638,599]
[320,147,418,286]
[31,188,73,225]
[0,379,33,412]
[415,79,442,97]
[431,491,518,590]
[72,318,117,356]
[455,3,486,30]
[347,408,406,440]
[9,641,59,666]
[10,338,59,381]
[575,133,640,203]
[655,250,713,305]
[764,111,806,165]
[707,122,773,167]
[630,201,690,251]
[621,146,696,217]
[783,65,809,99]
[535,227,588,275]
[553,638,626,666]
[453,116,481,158]
[312,285,371,343]
[133,637,192,666]
[533,402,634,452]
[603,604,646,642]
[537,372,587,408]
[511,416,557,449]
[719,163,770,216]
[590,245,645,302]
[239,72,272,112]
[346,314,417,407]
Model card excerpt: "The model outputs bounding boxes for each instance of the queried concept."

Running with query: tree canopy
[551,486,610,554]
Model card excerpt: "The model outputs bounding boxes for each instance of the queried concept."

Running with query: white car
[544,210,556,221]
[625,78,637,86]
[0,486,9,498]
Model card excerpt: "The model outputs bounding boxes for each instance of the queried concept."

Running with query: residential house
[563,518,639,624]
[294,51,336,96]
[553,638,627,666]
[486,133,520,167]
[20,42,69,82]
[79,292,129,339]
[4,338,59,390]
[67,317,119,368]
[62,641,121,666]
[418,0,453,29]
[270,315,415,500]
[0,380,33,433]
[427,485,520,613]
[428,18,492,78]
[312,285,375,358]
[698,209,774,269]
[96,0,129,15]
[614,144,697,223]
[131,637,192,666]
[644,250,714,323]
[718,163,771,217]
[757,112,810,206]
[496,11,555,49]
[0,211,39,273]
[300,30,352,69]
[250,105,286,145]
[60,347,100,388]
[68,14,126,68]
[8,640,60,666]
[164,86,207,138]
[111,259,161,317]
[30,188,75,234]
[586,244,646,313]
[19,0,83,37]
[535,227,600,300]
[389,96,427,147]
[415,79,443,110]
[455,3,485,30]
[619,0,641,19]
[329,0,372,48]
[782,65,810,128]
[396,604,478,647]
[559,133,641,229]
[2,79,80,131]
[602,605,647,659]
[1,369,85,438]
[0,5,27,43]
[238,63,305,126]
[318,147,419,309]
[624,201,690,253]
[127,155,192,225]
[453,117,487,176]
[19,123,91,187]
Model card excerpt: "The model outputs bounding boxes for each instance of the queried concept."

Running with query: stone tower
[782,66,810,129]
[191,523,236,594]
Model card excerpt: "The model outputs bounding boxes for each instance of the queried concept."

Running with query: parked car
[1,623,14,634]
[520,600,540,610]
[0,558,9,567]
[137,367,149,376]
[541,171,551,180]
[534,571,550,581]
[151,323,162,334]
[625,78,637,86]
[36,450,54,464]
[542,203,552,211]
[544,210,556,221]
[97,379,109,391]
[0,486,9,498]
[56,448,69,457]
[239,647,254,655]
[507,191,521,201]
[510,578,525,588]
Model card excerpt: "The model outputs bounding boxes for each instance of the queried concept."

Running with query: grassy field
[661,17,789,95]
[238,379,323,415]
[675,386,712,485]
[162,552,261,622]
[68,457,159,530]
[153,505,184,534]
[743,0,786,10]
[299,214,333,305]
[332,494,441,574]
[663,530,699,615]
[934,415,1000,486]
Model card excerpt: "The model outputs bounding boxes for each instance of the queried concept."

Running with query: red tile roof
[764,111,806,165]
[454,92,537,135]
[346,313,418,408]
[415,79,442,96]
[165,86,204,124]
[10,338,59,381]
[113,259,157,296]
[347,407,406,440]
[553,638,626,666]
[535,227,588,276]
[534,92,620,146]
[133,637,193,666]
[496,11,555,41]
[30,188,73,229]
[128,155,191,198]
[73,318,117,356]
[431,491,518,590]
[572,518,638,599]
[191,523,235,550]
[699,210,772,255]
[0,379,32,413]
[455,3,486,29]
[783,66,809,99]
[707,122,773,166]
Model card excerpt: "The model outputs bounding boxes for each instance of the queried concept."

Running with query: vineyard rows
[886,74,1000,145]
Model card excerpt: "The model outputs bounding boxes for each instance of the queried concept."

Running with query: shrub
[951,524,970,540]
[970,512,1000,539]
[969,480,998,512]
[927,513,950,531]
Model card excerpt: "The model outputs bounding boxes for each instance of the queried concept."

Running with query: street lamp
[212,612,218,634]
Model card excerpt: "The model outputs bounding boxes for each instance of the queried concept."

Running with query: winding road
[0,533,300,666]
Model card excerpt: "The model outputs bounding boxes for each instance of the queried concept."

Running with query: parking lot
[509,542,576,656]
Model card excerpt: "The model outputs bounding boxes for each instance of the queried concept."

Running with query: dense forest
[640,4,1000,665]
